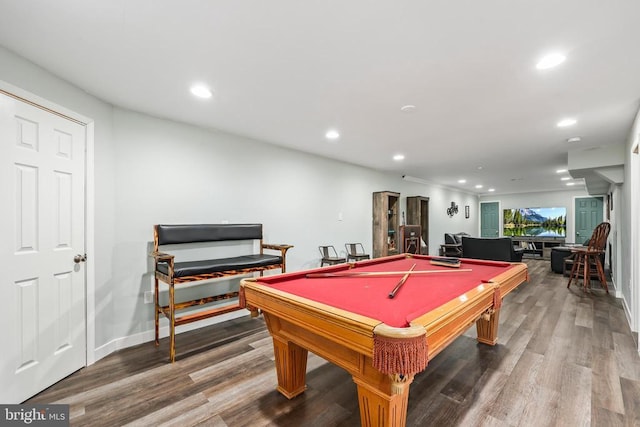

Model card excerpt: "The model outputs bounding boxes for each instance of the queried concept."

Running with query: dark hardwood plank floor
[28,260,640,426]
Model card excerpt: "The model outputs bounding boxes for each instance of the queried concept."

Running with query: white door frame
[1,80,96,366]
[631,142,639,341]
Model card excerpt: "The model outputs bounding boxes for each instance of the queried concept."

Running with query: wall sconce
[447,202,459,217]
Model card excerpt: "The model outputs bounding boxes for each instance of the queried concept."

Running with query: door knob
[74,254,87,263]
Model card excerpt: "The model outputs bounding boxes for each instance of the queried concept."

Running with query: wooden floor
[28,260,640,426]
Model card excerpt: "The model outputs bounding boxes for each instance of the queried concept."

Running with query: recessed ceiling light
[561,177,571,181]
[190,84,212,98]
[393,154,405,161]
[488,188,495,192]
[400,105,416,113]
[477,166,483,170]
[567,137,582,143]
[536,53,566,70]
[458,179,467,184]
[556,169,567,173]
[566,182,575,186]
[557,118,577,127]
[325,130,340,140]
[475,184,483,189]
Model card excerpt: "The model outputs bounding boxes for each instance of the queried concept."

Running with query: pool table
[240,254,528,427]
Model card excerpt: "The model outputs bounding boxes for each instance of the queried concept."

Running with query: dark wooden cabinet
[399,225,421,254]
[372,191,400,258]
[406,196,429,254]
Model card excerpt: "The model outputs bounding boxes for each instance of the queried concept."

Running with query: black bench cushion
[156,254,282,278]
[156,224,263,245]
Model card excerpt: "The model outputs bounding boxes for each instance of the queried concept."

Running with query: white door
[0,92,86,403]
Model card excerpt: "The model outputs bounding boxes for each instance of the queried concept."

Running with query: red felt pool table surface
[240,254,528,427]
[254,255,513,328]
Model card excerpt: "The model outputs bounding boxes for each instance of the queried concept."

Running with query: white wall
[1,44,479,360]
[112,108,481,339]
[622,106,640,335]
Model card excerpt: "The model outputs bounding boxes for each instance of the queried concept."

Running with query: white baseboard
[93,309,250,363]
[610,276,622,298]
[622,296,634,332]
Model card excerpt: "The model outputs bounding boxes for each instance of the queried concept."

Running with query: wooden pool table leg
[271,335,308,399]
[476,307,500,345]
[352,374,413,427]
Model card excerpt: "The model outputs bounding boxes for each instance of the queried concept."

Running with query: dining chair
[344,243,370,262]
[319,245,346,266]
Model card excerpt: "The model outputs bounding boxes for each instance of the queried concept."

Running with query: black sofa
[461,236,524,262]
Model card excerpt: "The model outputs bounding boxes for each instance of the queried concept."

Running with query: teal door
[574,197,604,244]
[480,202,500,237]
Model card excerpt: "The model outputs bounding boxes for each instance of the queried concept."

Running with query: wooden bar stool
[567,222,610,293]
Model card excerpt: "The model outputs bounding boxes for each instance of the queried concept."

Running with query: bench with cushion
[151,223,293,362]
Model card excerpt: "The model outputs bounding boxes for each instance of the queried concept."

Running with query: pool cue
[388,263,416,299]
[306,268,472,278]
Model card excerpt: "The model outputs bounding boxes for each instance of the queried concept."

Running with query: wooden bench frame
[151,223,292,362]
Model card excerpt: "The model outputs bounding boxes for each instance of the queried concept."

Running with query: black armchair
[461,237,524,262]
[439,232,469,257]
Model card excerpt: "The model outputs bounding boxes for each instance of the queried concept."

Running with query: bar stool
[567,222,610,293]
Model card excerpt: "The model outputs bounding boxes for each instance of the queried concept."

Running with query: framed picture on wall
[465,205,470,219]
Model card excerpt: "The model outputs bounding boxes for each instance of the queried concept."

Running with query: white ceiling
[1,1,639,195]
